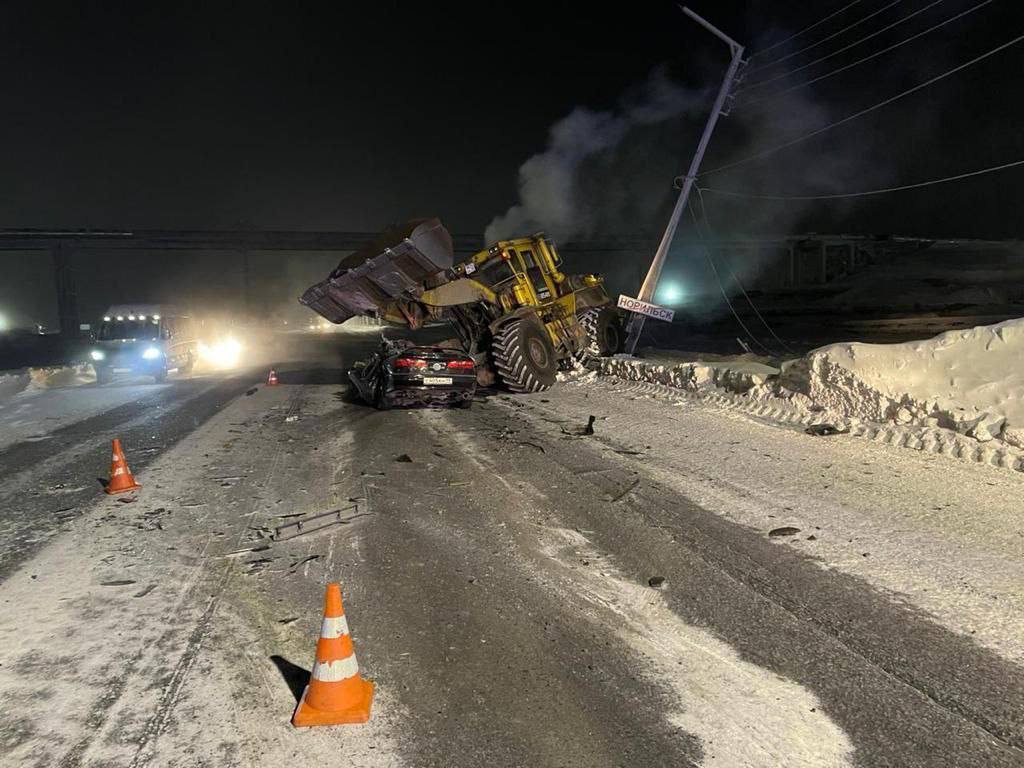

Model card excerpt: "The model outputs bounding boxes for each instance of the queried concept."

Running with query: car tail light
[447,359,474,370]
[394,357,427,368]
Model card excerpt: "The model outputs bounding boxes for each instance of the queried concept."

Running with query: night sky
[2,1,1022,324]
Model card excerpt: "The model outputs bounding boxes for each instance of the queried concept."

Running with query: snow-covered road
[0,339,1022,767]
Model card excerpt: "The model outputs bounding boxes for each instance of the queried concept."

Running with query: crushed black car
[349,338,476,410]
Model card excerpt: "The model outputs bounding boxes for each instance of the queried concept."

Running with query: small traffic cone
[267,368,280,386]
[292,583,374,727]
[106,438,141,494]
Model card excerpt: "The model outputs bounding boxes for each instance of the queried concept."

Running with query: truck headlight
[90,350,105,361]
[142,347,161,360]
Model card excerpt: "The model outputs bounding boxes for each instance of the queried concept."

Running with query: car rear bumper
[385,373,476,405]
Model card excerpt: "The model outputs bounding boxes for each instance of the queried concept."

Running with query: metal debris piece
[100,580,137,586]
[769,526,801,537]
[395,454,413,463]
[608,478,640,503]
[270,505,366,542]
[133,584,157,598]
[278,617,299,625]
[245,387,258,396]
[805,424,849,437]
[289,554,321,571]
[561,414,598,437]
[648,576,666,589]
[517,441,545,453]
[225,545,271,557]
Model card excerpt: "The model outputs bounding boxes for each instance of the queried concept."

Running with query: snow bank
[25,364,96,392]
[787,318,1024,445]
[0,370,31,400]
[0,364,95,401]
[593,319,1024,471]
[601,356,778,395]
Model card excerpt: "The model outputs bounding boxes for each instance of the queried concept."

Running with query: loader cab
[487,235,566,307]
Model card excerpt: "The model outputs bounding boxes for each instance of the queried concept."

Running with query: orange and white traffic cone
[106,438,141,494]
[267,368,280,386]
[292,583,374,727]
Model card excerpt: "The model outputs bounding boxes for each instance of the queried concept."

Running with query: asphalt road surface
[0,330,1022,767]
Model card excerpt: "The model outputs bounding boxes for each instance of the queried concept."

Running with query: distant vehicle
[348,338,476,410]
[90,305,198,384]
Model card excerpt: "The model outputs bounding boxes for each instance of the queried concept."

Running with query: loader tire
[580,307,623,357]
[491,318,557,393]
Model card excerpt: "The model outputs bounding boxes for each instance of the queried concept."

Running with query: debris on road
[395,454,413,463]
[648,576,666,589]
[285,415,300,422]
[245,387,258,396]
[769,526,802,537]
[133,584,156,598]
[607,478,640,503]
[289,554,321,572]
[99,579,137,586]
[225,545,271,557]
[271,505,366,542]
[805,424,849,437]
[562,415,598,437]
[278,617,299,625]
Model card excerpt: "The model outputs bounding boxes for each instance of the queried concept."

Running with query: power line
[700,31,1024,178]
[751,0,864,59]
[744,0,902,75]
[686,196,776,356]
[698,157,1024,200]
[739,0,950,95]
[694,188,797,354]
[740,0,993,107]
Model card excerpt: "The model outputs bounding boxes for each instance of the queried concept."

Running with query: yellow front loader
[300,219,623,392]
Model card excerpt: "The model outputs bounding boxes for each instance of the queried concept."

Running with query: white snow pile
[601,355,778,395]
[25,364,95,392]
[783,318,1024,447]
[0,370,31,400]
[0,364,95,400]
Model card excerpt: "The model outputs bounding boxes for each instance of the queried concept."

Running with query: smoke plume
[485,68,706,243]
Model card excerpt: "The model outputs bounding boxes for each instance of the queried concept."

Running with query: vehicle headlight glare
[142,347,161,360]
[198,338,242,368]
[90,350,105,361]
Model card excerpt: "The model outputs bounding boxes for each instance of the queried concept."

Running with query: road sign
[617,295,675,323]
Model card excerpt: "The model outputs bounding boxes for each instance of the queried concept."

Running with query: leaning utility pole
[623,7,745,355]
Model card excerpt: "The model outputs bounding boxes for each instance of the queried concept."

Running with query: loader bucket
[300,218,454,324]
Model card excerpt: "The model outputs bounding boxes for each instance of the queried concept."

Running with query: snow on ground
[0,382,403,768]
[0,376,168,452]
[788,318,1024,445]
[0,364,95,401]
[535,526,854,767]
[604,317,1024,467]
[516,380,1024,666]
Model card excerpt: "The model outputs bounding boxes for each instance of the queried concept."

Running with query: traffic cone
[105,439,141,494]
[267,368,280,386]
[292,583,374,727]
